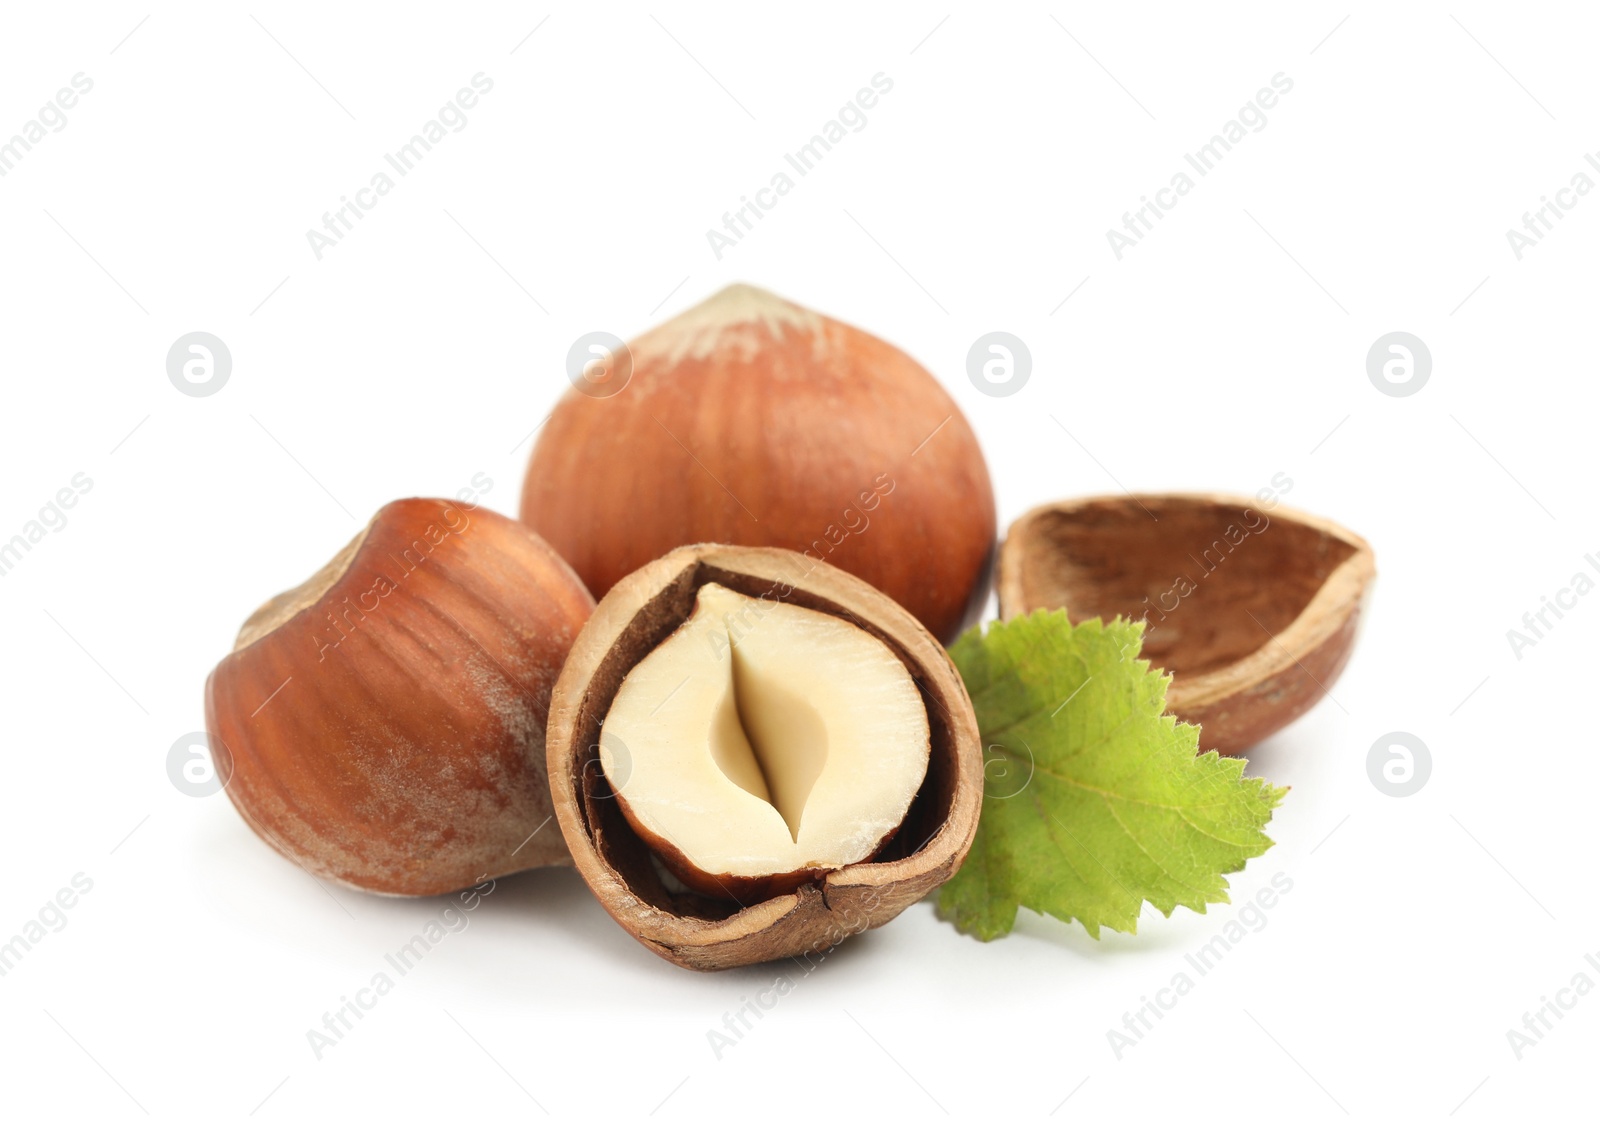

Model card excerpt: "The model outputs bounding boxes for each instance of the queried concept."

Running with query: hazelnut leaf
[937,611,1285,941]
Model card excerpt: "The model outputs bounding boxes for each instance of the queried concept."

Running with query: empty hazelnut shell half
[545,544,983,972]
[998,493,1375,754]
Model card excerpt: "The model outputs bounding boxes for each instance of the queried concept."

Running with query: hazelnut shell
[998,493,1375,754]
[205,498,594,896]
[520,284,997,645]
[545,544,983,971]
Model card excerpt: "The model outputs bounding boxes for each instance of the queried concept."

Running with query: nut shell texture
[998,493,1375,754]
[205,499,594,896]
[520,284,996,645]
[546,544,983,971]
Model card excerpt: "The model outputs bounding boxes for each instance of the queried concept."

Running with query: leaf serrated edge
[940,611,1291,943]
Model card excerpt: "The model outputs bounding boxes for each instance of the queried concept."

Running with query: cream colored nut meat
[598,582,930,897]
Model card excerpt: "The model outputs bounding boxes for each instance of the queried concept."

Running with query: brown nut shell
[998,493,1375,754]
[546,544,983,971]
[205,498,594,896]
[519,284,997,645]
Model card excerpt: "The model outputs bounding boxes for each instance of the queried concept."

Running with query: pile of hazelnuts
[206,285,995,970]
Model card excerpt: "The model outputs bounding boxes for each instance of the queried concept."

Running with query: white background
[0,2,1590,1126]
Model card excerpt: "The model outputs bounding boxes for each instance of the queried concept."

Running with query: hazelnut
[998,493,1375,754]
[520,284,996,644]
[204,498,594,895]
[545,544,983,971]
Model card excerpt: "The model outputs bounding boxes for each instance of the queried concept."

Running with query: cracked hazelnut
[545,544,982,971]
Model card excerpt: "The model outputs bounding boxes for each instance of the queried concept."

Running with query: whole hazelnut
[520,284,996,644]
[204,498,594,895]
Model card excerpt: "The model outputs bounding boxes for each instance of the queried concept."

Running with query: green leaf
[937,611,1286,941]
